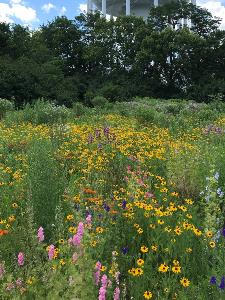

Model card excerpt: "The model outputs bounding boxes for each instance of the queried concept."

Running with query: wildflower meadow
[1,98,225,299]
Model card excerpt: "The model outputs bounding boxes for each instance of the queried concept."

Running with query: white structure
[87,0,196,18]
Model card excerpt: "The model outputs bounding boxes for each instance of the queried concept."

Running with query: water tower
[87,0,196,18]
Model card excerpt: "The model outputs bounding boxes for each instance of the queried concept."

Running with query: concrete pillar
[87,0,91,13]
[154,0,159,7]
[126,0,130,16]
[102,0,106,16]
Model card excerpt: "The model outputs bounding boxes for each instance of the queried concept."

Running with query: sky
[0,0,225,29]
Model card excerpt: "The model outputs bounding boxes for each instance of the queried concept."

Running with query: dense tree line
[0,0,225,107]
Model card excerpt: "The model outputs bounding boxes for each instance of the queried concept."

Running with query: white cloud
[42,3,56,14]
[59,6,67,15]
[197,0,225,29]
[79,3,87,13]
[0,1,37,24]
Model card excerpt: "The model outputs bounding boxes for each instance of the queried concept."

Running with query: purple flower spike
[210,276,217,284]
[219,277,225,289]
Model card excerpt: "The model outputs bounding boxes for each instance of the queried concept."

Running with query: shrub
[90,95,109,108]
[0,98,14,119]
[72,102,88,117]
[22,99,71,124]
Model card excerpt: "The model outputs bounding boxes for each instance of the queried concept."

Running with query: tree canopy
[0,0,224,107]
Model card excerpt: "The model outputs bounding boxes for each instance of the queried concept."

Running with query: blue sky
[0,0,225,28]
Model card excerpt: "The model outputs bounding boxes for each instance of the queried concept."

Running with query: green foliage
[90,95,109,108]
[21,100,71,124]
[27,138,66,240]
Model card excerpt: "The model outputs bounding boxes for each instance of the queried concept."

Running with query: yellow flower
[137,259,144,266]
[27,277,34,285]
[180,277,190,287]
[128,268,136,276]
[206,231,213,238]
[66,214,74,221]
[143,291,153,299]
[8,215,16,222]
[91,240,97,247]
[186,214,192,219]
[173,260,180,266]
[193,228,202,236]
[58,239,64,244]
[59,259,66,266]
[12,203,18,208]
[134,268,143,276]
[172,266,181,273]
[158,219,164,225]
[209,241,216,248]
[158,263,169,273]
[185,199,193,205]
[134,223,139,228]
[151,245,157,252]
[174,227,182,235]
[137,228,143,234]
[96,227,104,234]
[140,246,148,253]
[100,266,107,272]
[69,227,76,234]
[186,248,192,253]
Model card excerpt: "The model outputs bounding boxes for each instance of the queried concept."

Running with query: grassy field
[1,98,225,299]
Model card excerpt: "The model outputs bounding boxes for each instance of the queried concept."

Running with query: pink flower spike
[86,214,92,225]
[113,287,120,300]
[72,252,78,263]
[17,252,24,266]
[72,234,81,247]
[37,226,44,242]
[48,245,55,260]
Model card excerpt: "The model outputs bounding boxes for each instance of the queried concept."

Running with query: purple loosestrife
[98,274,108,300]
[86,214,92,226]
[37,226,44,242]
[48,245,55,260]
[114,287,120,300]
[94,261,102,285]
[72,222,84,247]
[17,252,24,266]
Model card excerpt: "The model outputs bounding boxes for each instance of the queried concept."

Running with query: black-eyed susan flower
[135,268,143,276]
[69,227,76,234]
[66,214,74,221]
[137,259,144,266]
[96,227,104,234]
[180,277,190,287]
[206,231,213,238]
[209,241,216,248]
[137,228,144,234]
[158,219,164,225]
[158,263,169,273]
[143,291,153,299]
[174,227,182,235]
[172,266,181,273]
[151,245,157,252]
[100,265,107,272]
[140,246,148,253]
